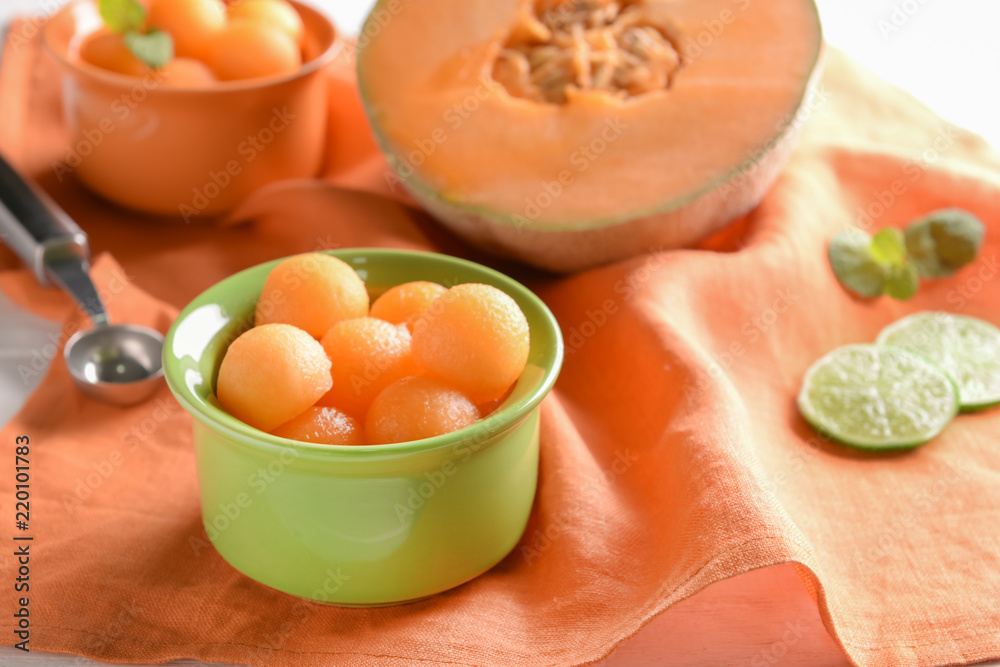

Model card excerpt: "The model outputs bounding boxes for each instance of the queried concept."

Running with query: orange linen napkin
[2,20,1000,667]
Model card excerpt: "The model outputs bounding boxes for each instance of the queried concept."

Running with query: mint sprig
[98,0,146,33]
[905,208,985,278]
[828,207,984,301]
[884,262,919,301]
[829,228,917,301]
[828,230,886,298]
[870,228,907,266]
[98,0,174,70]
[124,29,174,69]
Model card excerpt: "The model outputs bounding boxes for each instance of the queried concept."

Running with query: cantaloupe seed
[255,254,369,338]
[270,406,365,445]
[370,281,447,332]
[317,317,416,417]
[365,376,480,445]
[216,323,332,432]
[411,283,530,403]
[492,2,681,104]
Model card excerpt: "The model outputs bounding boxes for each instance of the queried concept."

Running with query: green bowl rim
[162,248,564,459]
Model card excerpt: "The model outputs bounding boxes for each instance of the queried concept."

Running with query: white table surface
[1,1,999,665]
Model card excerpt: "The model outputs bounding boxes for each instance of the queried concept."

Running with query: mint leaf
[831,214,981,301]
[124,30,174,69]
[99,0,146,33]
[905,208,985,278]
[829,230,887,298]
[884,262,919,300]
[870,227,907,266]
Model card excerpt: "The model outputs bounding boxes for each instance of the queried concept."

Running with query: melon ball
[228,0,304,46]
[317,317,416,417]
[255,254,369,339]
[411,283,530,402]
[79,32,148,77]
[147,0,227,60]
[370,281,447,332]
[216,323,332,432]
[366,377,480,445]
[158,57,217,88]
[206,21,301,81]
[270,406,365,445]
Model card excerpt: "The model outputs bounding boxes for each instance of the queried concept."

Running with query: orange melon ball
[370,281,447,332]
[255,254,369,339]
[411,283,530,403]
[270,406,365,445]
[227,0,304,46]
[366,377,480,445]
[206,21,301,81]
[147,0,227,60]
[158,57,217,88]
[317,317,416,417]
[79,32,148,77]
[216,323,332,432]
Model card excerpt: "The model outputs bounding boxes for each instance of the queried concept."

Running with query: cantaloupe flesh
[359,0,821,228]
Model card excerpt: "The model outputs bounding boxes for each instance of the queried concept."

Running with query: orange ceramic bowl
[44,0,340,219]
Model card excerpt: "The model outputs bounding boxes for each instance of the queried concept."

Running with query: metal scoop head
[0,153,165,406]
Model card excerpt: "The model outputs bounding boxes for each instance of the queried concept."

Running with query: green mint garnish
[829,228,916,300]
[870,227,907,266]
[98,0,174,69]
[828,230,888,298]
[830,208,984,300]
[124,29,174,69]
[98,0,146,34]
[884,262,919,301]
[904,208,985,278]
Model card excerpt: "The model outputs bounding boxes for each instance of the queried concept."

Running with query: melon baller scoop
[0,154,163,406]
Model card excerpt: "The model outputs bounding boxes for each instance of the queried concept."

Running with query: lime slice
[877,311,1000,411]
[797,344,958,449]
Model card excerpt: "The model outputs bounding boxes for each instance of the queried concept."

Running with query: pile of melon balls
[81,0,306,86]
[216,254,532,446]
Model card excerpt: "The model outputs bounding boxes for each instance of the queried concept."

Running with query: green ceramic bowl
[163,249,563,605]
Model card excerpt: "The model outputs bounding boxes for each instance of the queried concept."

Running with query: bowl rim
[42,0,343,94]
[163,248,564,459]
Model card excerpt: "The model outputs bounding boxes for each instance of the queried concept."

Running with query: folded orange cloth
[2,20,1000,667]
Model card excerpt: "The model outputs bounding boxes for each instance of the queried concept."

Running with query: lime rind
[797,344,959,450]
[877,311,1000,412]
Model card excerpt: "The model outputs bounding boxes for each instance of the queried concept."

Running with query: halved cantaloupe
[357,0,822,272]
